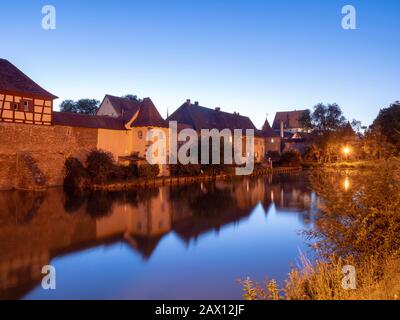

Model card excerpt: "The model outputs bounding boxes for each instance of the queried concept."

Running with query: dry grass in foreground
[242,254,400,300]
[243,160,400,300]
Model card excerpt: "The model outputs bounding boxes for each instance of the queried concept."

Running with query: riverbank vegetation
[242,159,400,300]
[64,150,160,188]
[300,101,400,164]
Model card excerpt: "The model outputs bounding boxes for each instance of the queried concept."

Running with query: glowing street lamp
[343,146,351,160]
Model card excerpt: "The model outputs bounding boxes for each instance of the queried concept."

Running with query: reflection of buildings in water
[0,189,96,299]
[170,179,263,243]
[0,174,315,299]
[0,181,260,298]
[262,173,314,224]
[96,187,172,259]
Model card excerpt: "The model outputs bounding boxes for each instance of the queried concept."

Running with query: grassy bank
[302,157,400,170]
[243,159,400,300]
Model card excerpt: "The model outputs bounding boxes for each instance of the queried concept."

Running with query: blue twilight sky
[1,0,399,127]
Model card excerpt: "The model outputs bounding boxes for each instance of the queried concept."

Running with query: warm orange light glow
[344,177,350,191]
[343,146,351,155]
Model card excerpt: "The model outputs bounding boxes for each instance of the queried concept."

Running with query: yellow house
[53,95,170,176]
[96,95,170,175]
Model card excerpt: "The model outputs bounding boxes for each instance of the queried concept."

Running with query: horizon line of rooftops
[57,94,307,135]
[0,58,306,134]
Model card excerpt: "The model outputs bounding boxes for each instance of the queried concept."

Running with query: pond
[0,172,318,300]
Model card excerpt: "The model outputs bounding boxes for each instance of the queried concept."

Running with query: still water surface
[0,173,317,299]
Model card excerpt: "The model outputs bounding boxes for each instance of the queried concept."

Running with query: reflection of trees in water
[260,173,315,226]
[188,184,237,218]
[63,187,160,219]
[306,166,400,261]
[168,182,239,218]
[63,187,87,213]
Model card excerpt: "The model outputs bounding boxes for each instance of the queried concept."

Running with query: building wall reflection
[0,172,314,299]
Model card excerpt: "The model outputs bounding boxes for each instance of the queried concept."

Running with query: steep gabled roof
[130,98,168,128]
[0,59,58,99]
[167,101,257,132]
[102,95,141,123]
[53,112,126,130]
[261,118,279,137]
[272,110,307,130]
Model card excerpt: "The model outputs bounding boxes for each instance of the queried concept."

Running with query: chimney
[194,101,199,106]
[215,107,221,112]
[280,121,284,138]
[186,99,191,104]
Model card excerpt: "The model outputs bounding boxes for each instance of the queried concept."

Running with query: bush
[266,151,281,163]
[86,150,116,184]
[64,157,88,188]
[170,163,202,177]
[113,163,139,180]
[279,150,302,166]
[138,163,160,179]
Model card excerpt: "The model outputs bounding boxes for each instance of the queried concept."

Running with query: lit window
[271,139,274,143]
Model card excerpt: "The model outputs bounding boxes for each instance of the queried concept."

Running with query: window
[138,131,143,139]
[23,101,29,112]
[19,100,32,112]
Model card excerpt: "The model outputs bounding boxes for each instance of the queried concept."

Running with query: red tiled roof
[0,59,58,99]
[102,95,141,123]
[272,110,307,130]
[53,112,126,130]
[130,98,168,128]
[167,102,257,132]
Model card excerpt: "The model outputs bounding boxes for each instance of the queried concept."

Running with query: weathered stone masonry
[0,122,98,190]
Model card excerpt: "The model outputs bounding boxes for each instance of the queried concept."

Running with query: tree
[124,94,142,102]
[310,103,346,132]
[351,119,362,134]
[60,99,100,115]
[299,103,353,163]
[372,101,400,151]
[299,109,312,131]
[59,100,77,113]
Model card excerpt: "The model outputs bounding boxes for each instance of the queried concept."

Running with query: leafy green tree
[310,103,346,132]
[60,99,100,115]
[372,101,400,151]
[299,109,312,131]
[124,94,142,102]
[59,100,77,113]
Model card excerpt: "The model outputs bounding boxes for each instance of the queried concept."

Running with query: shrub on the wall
[114,163,139,180]
[279,150,302,167]
[86,150,116,184]
[64,157,88,188]
[138,163,160,179]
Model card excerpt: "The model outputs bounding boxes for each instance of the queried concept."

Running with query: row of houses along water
[0,59,307,190]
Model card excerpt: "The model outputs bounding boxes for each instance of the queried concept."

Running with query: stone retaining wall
[0,122,98,190]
